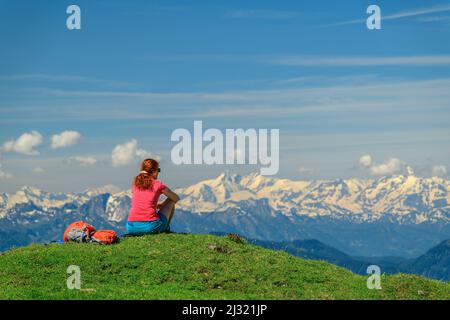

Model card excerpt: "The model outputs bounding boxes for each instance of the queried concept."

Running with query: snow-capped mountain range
[1,172,449,256]
[175,171,449,224]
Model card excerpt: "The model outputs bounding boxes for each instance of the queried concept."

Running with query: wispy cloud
[298,166,314,175]
[270,55,450,67]
[137,53,450,67]
[0,74,135,88]
[417,15,450,22]
[431,165,448,177]
[225,9,302,19]
[2,77,450,123]
[328,4,450,27]
[32,167,45,174]
[0,161,13,180]
[63,156,98,167]
[0,169,13,180]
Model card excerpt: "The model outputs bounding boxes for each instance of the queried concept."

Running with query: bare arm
[162,187,180,203]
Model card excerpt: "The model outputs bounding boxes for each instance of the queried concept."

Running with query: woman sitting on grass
[126,158,180,235]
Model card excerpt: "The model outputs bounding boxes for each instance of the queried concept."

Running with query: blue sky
[1,0,450,192]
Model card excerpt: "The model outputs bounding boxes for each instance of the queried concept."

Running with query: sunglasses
[157,168,161,173]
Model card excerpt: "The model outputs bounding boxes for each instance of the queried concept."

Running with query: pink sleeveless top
[128,180,167,222]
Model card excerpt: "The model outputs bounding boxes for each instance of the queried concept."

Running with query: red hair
[133,158,159,190]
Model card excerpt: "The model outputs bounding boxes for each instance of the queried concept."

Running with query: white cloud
[136,148,156,159]
[369,158,406,176]
[63,156,98,166]
[359,155,372,168]
[51,131,81,149]
[111,139,159,167]
[358,155,407,176]
[432,165,447,177]
[111,140,138,167]
[32,167,45,173]
[1,131,43,155]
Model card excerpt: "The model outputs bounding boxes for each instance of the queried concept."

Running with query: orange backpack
[63,221,96,243]
[90,230,119,245]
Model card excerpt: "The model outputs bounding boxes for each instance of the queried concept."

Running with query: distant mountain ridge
[241,236,450,281]
[175,171,449,223]
[403,239,450,281]
[0,172,449,257]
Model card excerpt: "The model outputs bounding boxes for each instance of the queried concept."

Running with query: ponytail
[133,158,159,190]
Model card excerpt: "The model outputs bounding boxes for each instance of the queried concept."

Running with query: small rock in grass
[227,233,245,244]
[208,244,229,254]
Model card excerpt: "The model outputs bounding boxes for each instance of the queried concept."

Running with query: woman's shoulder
[153,180,167,191]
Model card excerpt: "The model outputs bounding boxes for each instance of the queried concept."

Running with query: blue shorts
[126,213,170,235]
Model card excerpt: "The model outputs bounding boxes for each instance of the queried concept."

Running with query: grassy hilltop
[0,233,448,300]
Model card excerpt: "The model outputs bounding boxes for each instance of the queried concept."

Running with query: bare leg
[168,204,175,224]
[158,199,176,225]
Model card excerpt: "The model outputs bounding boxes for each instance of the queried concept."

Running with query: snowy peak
[5,186,75,211]
[105,190,131,222]
[84,184,122,196]
[177,172,257,212]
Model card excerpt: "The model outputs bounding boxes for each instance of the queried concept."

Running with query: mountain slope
[240,236,450,281]
[0,234,448,300]
[246,238,404,275]
[400,240,450,281]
